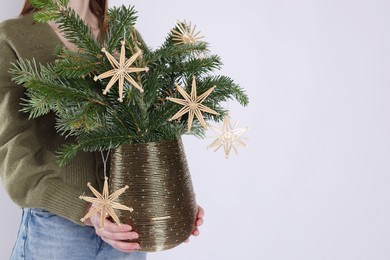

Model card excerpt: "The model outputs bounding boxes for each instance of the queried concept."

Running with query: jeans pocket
[29,208,56,218]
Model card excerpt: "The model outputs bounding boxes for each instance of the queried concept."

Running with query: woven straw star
[208,116,249,158]
[94,40,149,102]
[167,77,219,131]
[171,20,204,45]
[79,177,133,229]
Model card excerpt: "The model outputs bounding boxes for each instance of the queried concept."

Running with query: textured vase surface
[109,139,197,252]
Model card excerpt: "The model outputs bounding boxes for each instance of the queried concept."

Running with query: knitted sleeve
[0,29,89,224]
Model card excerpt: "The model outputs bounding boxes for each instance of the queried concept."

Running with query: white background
[1,0,390,259]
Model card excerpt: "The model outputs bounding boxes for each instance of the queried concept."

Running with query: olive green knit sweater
[0,14,105,224]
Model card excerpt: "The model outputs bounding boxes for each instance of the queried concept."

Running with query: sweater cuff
[41,179,89,225]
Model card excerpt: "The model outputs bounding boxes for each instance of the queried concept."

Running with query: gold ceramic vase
[109,139,198,252]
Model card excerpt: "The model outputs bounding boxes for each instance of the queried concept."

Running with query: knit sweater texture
[0,13,105,224]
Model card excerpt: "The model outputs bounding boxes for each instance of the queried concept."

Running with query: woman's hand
[85,204,204,248]
[186,205,204,242]
[84,204,140,253]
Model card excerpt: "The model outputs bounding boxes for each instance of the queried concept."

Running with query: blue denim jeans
[10,208,147,260]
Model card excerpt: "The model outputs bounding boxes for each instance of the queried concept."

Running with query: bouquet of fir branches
[11,1,248,166]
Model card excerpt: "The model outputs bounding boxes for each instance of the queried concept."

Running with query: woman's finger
[100,237,141,253]
[196,218,203,227]
[100,218,133,233]
[192,227,200,236]
[197,206,204,219]
[96,228,139,241]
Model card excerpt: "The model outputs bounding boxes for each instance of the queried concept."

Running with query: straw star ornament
[94,40,149,102]
[79,177,133,229]
[167,77,219,131]
[171,20,204,45]
[208,116,249,158]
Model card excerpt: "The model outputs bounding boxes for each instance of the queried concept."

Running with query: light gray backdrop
[1,0,390,259]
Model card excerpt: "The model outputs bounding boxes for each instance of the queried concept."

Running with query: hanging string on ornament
[101,150,110,178]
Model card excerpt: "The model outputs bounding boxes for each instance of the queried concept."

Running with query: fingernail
[124,225,132,231]
[130,233,139,240]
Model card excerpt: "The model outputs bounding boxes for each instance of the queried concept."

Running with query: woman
[0,0,203,259]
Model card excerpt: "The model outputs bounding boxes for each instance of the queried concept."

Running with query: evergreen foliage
[10,0,249,165]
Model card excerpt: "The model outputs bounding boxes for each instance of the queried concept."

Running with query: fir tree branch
[25,78,106,107]
[31,0,69,23]
[199,75,249,106]
[55,50,102,78]
[149,42,209,62]
[56,8,101,54]
[10,58,42,85]
[56,143,80,167]
[55,102,104,137]
[164,55,222,79]
[29,0,56,9]
[77,129,133,151]
[33,8,58,22]
[104,5,138,52]
[20,92,53,119]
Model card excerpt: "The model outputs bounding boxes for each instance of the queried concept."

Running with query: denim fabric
[10,208,147,260]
